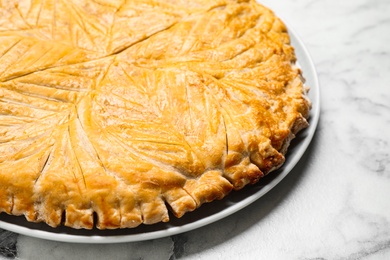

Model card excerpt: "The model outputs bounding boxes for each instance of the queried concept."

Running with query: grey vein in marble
[0,230,18,259]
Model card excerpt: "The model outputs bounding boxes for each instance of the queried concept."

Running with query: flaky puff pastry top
[0,0,311,229]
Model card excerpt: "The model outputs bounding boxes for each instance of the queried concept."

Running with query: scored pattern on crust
[0,0,311,229]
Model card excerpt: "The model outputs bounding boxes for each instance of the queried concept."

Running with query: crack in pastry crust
[0,0,311,229]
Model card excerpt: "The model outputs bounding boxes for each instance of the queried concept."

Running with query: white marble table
[1,0,390,259]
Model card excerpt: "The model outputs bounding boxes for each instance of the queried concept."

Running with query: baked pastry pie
[0,0,311,229]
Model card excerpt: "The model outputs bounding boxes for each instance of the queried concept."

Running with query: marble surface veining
[1,0,390,259]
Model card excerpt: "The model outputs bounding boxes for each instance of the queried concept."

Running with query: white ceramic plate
[0,24,320,244]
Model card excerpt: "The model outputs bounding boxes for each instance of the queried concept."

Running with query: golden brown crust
[0,0,311,229]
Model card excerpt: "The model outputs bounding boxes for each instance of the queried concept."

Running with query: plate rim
[0,23,320,244]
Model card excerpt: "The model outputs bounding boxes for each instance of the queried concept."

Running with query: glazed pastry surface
[0,0,310,229]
